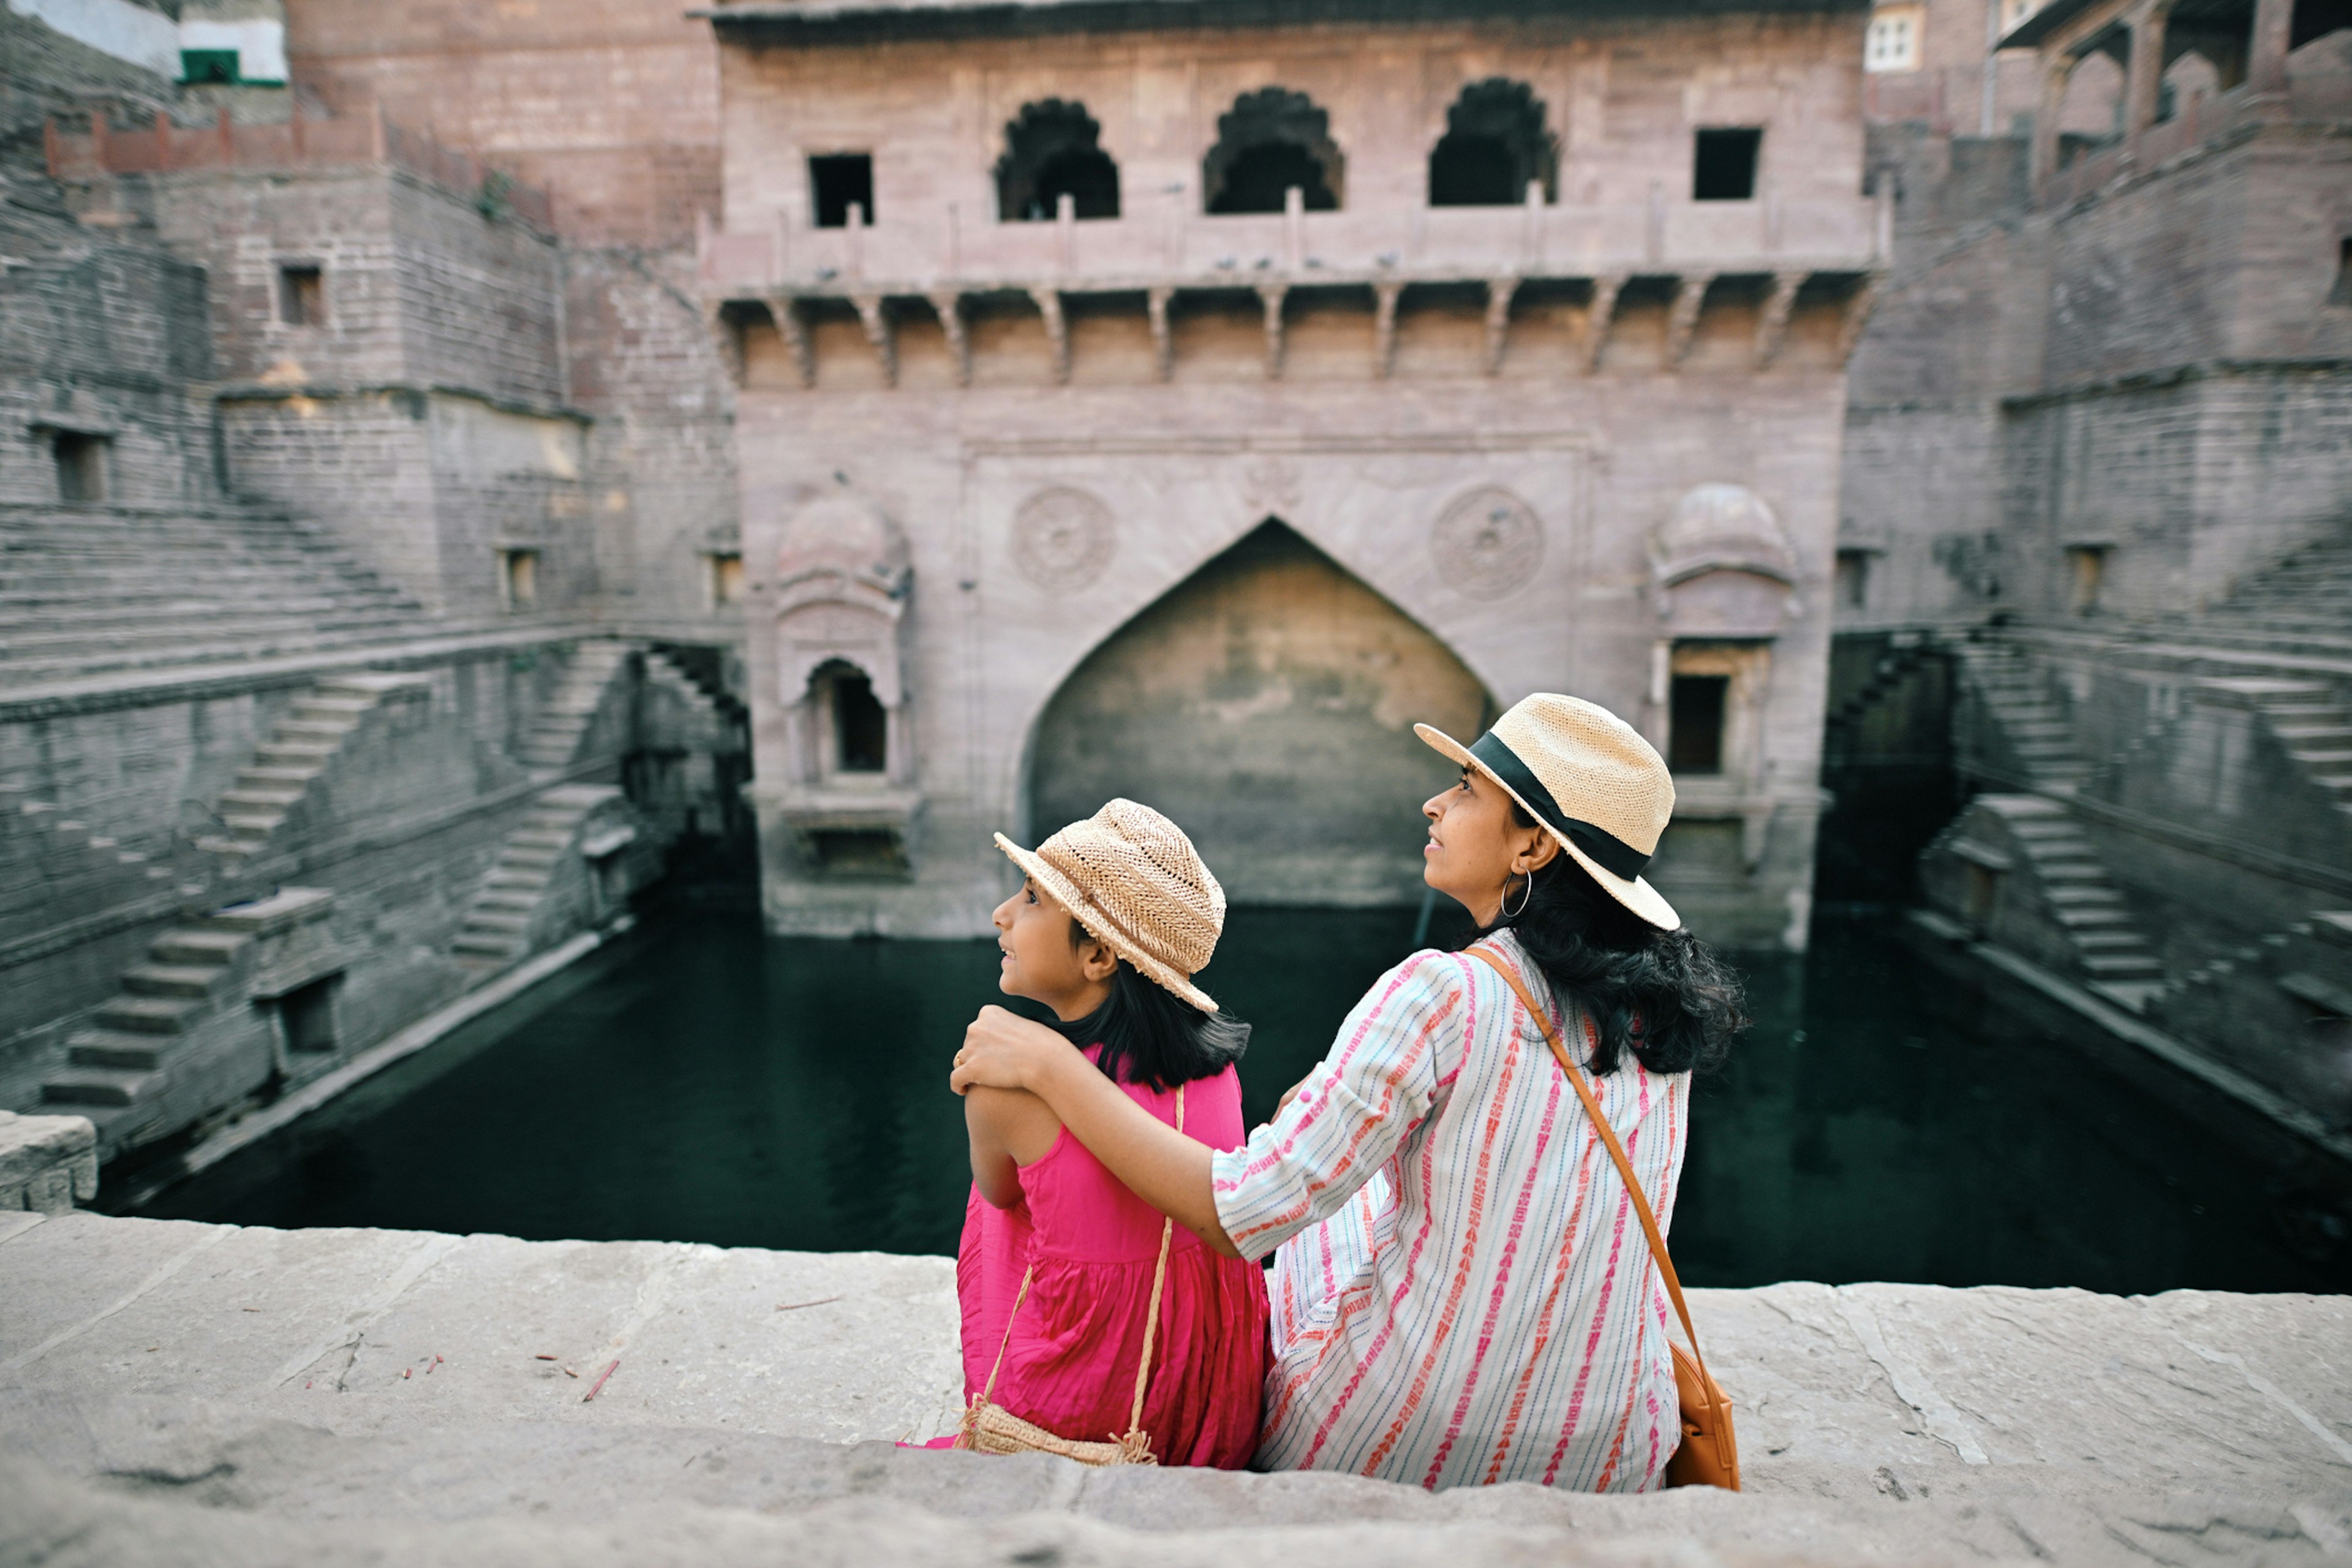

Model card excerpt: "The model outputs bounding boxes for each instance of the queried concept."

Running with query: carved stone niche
[1648,484,1804,874]
[769,493,921,878]
[1648,483,1803,638]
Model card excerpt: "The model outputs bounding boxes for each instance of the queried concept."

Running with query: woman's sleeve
[1209,949,1468,1261]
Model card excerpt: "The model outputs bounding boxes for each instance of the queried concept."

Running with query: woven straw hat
[1415,693,1682,931]
[994,799,1226,1012]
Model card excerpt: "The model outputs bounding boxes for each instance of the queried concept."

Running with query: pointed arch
[996,99,1120,222]
[1428,78,1558,206]
[1025,520,1494,907]
[1203,88,1343,214]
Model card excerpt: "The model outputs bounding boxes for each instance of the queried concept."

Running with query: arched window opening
[2056,45,2126,165]
[1203,88,1343,214]
[1428,78,1558,206]
[816,661,889,774]
[997,99,1121,221]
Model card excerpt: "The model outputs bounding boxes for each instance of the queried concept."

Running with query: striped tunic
[1210,931,1688,1491]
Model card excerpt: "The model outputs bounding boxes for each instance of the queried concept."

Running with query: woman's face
[1422,766,1559,925]
[990,876,1117,1020]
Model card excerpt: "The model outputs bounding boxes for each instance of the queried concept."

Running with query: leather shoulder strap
[1468,946,1712,1375]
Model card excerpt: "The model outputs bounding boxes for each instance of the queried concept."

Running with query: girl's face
[1422,766,1560,925]
[990,876,1118,1021]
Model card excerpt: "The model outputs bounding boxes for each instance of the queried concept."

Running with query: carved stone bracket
[1664,273,1713,370]
[1147,286,1174,382]
[1753,270,1806,370]
[927,292,970,386]
[1257,284,1289,380]
[1373,281,1403,379]
[1583,273,1627,374]
[767,295,813,388]
[1483,277,1520,376]
[1836,274,1882,368]
[851,294,897,387]
[1030,288,1070,385]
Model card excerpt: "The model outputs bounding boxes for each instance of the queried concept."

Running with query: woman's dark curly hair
[1466,802,1749,1077]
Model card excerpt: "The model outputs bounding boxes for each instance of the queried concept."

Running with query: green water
[134,907,2352,1293]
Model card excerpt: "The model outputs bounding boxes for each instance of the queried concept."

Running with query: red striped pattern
[1216,934,1688,1491]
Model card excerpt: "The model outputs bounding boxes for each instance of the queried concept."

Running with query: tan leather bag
[1471,950,1741,1491]
[956,1084,1183,1466]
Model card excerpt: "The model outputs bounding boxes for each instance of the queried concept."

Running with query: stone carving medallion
[1011,486,1117,592]
[1431,487,1544,599]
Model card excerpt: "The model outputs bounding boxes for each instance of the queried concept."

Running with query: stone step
[2082,952,2165,978]
[216,787,304,813]
[474,890,540,913]
[273,719,359,743]
[500,848,562,870]
[2071,930,2152,951]
[2054,905,2134,928]
[42,1066,164,1107]
[120,963,225,999]
[93,994,206,1035]
[151,929,248,965]
[486,869,551,891]
[66,1030,167,1071]
[507,829,573,850]
[462,911,532,935]
[235,765,322,788]
[2045,885,2122,906]
[451,933,523,959]
[216,812,281,835]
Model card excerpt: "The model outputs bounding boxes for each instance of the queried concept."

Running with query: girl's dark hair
[1469,804,1749,1077]
[1055,927,1251,1092]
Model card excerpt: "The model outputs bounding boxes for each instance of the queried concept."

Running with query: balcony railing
[699,186,1886,296]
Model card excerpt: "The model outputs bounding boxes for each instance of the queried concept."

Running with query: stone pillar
[0,1112,99,1214]
[2030,56,2071,188]
[2122,2,2171,146]
[2248,0,2296,92]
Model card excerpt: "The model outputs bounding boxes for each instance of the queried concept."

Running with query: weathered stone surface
[2,1213,2346,1566]
[0,1112,97,1212]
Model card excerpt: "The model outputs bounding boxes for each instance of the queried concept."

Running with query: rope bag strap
[1467,948,1714,1380]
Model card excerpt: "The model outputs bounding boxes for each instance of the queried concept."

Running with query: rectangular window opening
[2065,545,2109,616]
[179,49,239,85]
[52,431,108,503]
[1693,128,1763,202]
[707,551,744,608]
[810,154,875,229]
[499,548,540,612]
[1668,674,1730,774]
[275,975,340,1054]
[809,828,908,878]
[277,263,325,326]
[1865,7,1924,72]
[2331,237,2352,307]
[1836,548,1874,610]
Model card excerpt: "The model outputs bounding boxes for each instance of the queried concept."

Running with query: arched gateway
[1029,521,1494,906]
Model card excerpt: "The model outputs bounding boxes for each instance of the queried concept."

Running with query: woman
[951,693,1746,1490]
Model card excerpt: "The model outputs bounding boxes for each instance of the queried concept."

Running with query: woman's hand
[951,1005,1078,1096]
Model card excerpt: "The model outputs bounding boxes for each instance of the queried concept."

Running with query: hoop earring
[1501,870,1532,919]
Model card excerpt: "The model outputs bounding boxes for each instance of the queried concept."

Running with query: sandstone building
[1832,0,2352,1135]
[696,0,1883,943]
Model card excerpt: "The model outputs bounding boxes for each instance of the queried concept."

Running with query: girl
[953,695,1747,1490]
[951,797,1269,1467]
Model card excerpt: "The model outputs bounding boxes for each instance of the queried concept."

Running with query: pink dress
[956,1051,1270,1468]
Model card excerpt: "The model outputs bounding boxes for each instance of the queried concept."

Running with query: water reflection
[135,908,2351,1293]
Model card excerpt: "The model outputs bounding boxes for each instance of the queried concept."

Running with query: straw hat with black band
[1415,693,1683,932]
[995,799,1226,1013]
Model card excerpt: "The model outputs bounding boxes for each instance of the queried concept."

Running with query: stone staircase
[1990,796,2168,1011]
[1955,641,2090,792]
[0,794,183,950]
[40,888,335,1148]
[518,641,638,775]
[450,784,632,973]
[2244,679,2352,821]
[0,503,432,683]
[194,674,433,870]
[2180,526,2352,661]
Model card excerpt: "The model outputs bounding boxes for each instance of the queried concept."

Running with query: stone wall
[283,0,722,246]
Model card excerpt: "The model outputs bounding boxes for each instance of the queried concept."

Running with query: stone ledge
[0,1112,97,1213]
[1,1213,2347,1566]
